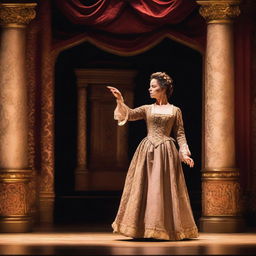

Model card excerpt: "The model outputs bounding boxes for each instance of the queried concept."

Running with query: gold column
[0,3,36,232]
[197,0,244,232]
[75,83,89,190]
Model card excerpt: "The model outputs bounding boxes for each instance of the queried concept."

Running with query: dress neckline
[151,103,174,115]
[153,102,170,106]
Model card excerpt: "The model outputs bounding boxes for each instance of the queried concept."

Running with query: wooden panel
[89,86,117,170]
[75,69,137,191]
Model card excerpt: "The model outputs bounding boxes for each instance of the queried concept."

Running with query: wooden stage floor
[0,225,255,255]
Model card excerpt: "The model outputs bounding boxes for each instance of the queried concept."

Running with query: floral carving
[0,183,28,216]
[0,3,36,26]
[199,4,240,22]
[202,181,241,216]
[26,20,40,217]
[39,1,55,195]
[40,54,55,194]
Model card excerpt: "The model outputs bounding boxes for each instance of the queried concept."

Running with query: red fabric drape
[54,0,205,54]
[234,14,253,191]
[55,0,196,33]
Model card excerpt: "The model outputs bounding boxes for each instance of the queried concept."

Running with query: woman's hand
[179,145,194,168]
[106,86,123,102]
[183,156,194,168]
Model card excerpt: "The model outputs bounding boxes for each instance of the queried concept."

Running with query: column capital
[197,0,241,23]
[0,3,37,28]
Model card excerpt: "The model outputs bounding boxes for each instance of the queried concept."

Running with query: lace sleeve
[173,107,191,160]
[114,99,146,126]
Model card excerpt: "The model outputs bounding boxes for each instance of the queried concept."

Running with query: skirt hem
[112,222,199,241]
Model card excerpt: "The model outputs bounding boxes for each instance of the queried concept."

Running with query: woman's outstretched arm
[107,86,146,125]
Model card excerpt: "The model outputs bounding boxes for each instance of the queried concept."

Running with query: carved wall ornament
[0,183,28,216]
[202,181,241,216]
[199,4,240,23]
[0,3,36,27]
[40,55,55,194]
[0,169,32,217]
[27,21,38,172]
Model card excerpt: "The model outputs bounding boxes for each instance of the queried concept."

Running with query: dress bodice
[114,101,189,153]
[146,107,176,147]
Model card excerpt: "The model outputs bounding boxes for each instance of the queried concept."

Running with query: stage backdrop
[53,0,206,54]
[25,0,255,224]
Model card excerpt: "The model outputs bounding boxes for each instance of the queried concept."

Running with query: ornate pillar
[27,20,39,223]
[39,0,55,224]
[197,0,244,232]
[75,83,89,190]
[0,3,36,232]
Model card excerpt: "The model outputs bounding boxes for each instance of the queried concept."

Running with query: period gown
[112,99,198,240]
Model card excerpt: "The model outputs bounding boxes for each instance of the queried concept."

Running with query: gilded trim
[202,168,240,180]
[0,3,36,27]
[0,169,32,182]
[202,167,239,172]
[197,1,240,23]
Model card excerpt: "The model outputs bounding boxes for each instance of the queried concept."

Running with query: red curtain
[234,13,254,190]
[54,0,205,54]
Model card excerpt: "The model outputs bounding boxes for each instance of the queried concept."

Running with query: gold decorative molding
[0,216,32,232]
[40,55,55,194]
[197,1,240,23]
[203,167,239,172]
[0,169,32,182]
[26,21,39,219]
[202,168,240,180]
[0,183,29,216]
[0,169,33,221]
[0,172,33,231]
[0,3,37,28]
[202,180,241,216]
[39,0,55,196]
[202,172,240,179]
[27,21,38,172]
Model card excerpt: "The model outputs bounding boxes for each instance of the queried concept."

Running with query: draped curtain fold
[54,0,205,54]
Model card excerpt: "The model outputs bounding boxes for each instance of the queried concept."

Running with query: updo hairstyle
[150,72,174,98]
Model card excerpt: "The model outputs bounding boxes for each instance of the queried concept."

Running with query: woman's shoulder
[137,104,152,109]
[171,104,180,110]
[171,104,182,114]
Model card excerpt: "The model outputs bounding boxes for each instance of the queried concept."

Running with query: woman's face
[149,78,166,99]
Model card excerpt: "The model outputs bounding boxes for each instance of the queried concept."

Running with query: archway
[54,38,202,224]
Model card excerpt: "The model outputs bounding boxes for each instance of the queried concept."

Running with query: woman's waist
[146,134,175,143]
[147,132,174,139]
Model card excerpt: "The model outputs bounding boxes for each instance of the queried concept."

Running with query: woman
[107,72,198,240]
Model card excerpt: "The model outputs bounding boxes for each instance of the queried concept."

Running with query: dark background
[54,38,202,225]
